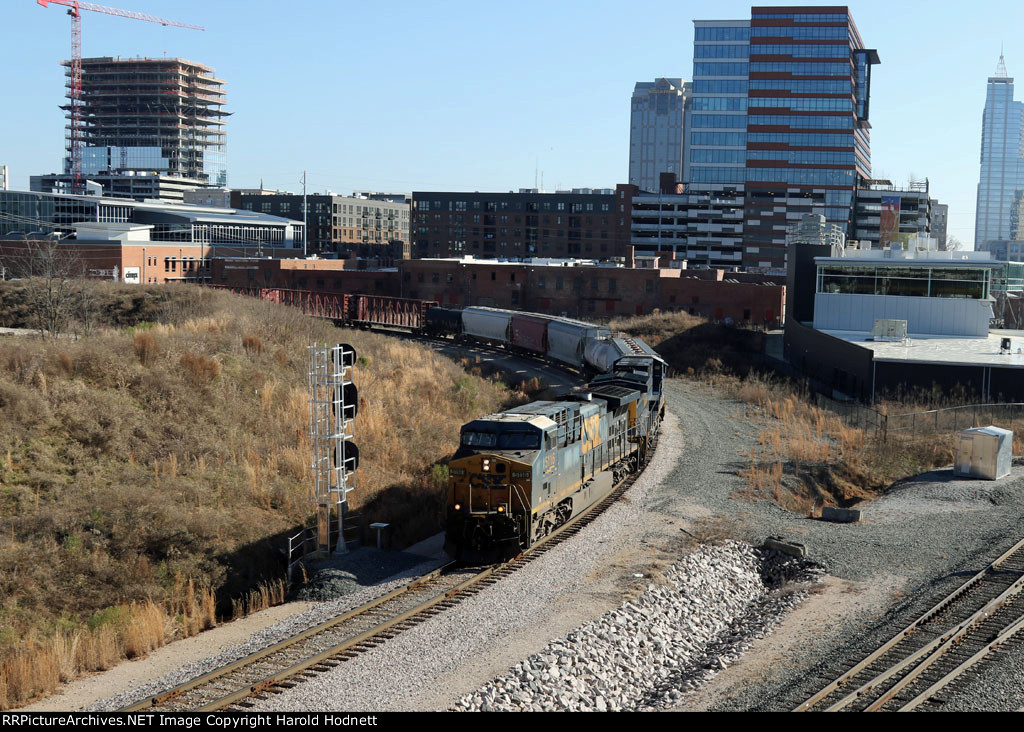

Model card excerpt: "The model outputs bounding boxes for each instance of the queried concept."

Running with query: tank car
[423,306,464,338]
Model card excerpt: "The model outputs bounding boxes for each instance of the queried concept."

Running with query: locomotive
[444,342,665,561]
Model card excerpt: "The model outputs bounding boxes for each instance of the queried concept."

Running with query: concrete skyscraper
[975,54,1024,250]
[629,78,690,193]
[32,57,227,203]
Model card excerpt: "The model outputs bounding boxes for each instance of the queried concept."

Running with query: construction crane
[36,1,204,194]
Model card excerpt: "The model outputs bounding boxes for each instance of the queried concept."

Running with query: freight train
[425,305,664,377]
[205,286,661,378]
[201,287,666,560]
[440,306,666,561]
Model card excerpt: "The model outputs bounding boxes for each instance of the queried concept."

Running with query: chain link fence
[808,392,1024,443]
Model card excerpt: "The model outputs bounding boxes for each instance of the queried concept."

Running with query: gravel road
[77,378,1024,711]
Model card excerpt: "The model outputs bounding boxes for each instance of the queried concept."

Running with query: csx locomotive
[444,347,666,561]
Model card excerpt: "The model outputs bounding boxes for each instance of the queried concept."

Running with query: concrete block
[763,536,807,558]
[821,507,862,524]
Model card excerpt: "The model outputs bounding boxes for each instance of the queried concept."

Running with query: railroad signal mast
[35,0,204,194]
[308,343,360,555]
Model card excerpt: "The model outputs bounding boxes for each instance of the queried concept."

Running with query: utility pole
[302,171,308,258]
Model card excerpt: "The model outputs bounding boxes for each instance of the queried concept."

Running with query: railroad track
[794,536,1024,712]
[122,431,659,712]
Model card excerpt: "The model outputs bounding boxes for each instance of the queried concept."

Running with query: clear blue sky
[1,0,1020,249]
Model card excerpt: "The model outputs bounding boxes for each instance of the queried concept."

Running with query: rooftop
[822,329,1024,369]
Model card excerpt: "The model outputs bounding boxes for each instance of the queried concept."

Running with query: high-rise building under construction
[32,56,228,202]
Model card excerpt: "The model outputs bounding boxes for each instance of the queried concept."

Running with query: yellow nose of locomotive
[448,454,532,514]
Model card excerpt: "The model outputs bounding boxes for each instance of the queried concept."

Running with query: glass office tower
[688,6,878,268]
[688,21,750,188]
[975,55,1024,250]
[629,78,689,193]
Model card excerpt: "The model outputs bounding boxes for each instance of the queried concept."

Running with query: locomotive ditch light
[454,503,462,511]
[497,505,506,513]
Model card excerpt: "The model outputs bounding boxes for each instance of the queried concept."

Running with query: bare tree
[3,238,84,336]
[946,235,963,252]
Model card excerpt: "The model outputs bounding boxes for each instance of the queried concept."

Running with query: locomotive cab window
[497,432,540,450]
[461,432,497,447]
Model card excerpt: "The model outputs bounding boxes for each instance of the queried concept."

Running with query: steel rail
[123,429,659,712]
[192,567,496,711]
[827,573,1024,712]
[898,613,1024,712]
[794,536,1024,712]
[121,564,458,711]
[794,535,1024,712]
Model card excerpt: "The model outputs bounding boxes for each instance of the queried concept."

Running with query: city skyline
[1,0,1021,249]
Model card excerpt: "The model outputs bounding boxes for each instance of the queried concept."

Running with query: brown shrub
[133,332,159,367]
[242,335,263,357]
[57,353,74,377]
[180,353,222,386]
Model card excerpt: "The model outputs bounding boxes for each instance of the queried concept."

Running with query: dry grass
[230,579,288,621]
[0,584,216,709]
[723,373,977,514]
[0,281,511,708]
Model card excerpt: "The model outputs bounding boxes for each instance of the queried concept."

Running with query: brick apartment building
[235,192,410,260]
[410,188,634,261]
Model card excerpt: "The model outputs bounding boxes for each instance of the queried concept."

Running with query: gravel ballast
[454,542,822,712]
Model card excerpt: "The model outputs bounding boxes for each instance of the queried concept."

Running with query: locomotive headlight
[482,459,490,472]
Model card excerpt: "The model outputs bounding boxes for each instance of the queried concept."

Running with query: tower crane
[36,1,203,194]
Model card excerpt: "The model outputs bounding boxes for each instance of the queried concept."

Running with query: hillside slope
[0,282,511,707]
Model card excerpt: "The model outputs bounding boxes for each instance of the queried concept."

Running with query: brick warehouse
[210,256,785,326]
[0,240,300,285]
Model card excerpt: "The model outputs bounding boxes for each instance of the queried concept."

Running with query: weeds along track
[795,537,1024,712]
[122,430,660,712]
